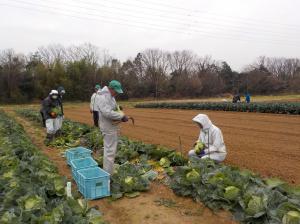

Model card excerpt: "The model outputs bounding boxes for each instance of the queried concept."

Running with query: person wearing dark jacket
[232,94,241,103]
[40,86,65,128]
[41,90,63,145]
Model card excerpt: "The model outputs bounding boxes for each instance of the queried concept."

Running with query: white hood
[99,86,109,95]
[193,113,226,155]
[192,114,212,130]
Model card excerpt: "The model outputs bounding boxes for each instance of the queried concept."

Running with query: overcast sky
[0,0,300,71]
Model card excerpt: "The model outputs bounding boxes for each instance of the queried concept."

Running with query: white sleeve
[197,131,202,141]
[204,129,226,154]
[97,95,124,121]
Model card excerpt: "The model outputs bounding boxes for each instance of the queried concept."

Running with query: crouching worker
[188,114,227,163]
[41,90,63,145]
[94,80,129,174]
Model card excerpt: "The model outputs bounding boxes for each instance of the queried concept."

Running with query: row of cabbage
[103,139,300,223]
[171,159,300,223]
[16,109,300,223]
[0,110,106,224]
[135,102,300,114]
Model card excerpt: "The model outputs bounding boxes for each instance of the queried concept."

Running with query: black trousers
[40,111,46,127]
[93,111,99,127]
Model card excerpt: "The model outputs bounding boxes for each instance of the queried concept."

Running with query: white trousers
[57,116,63,130]
[102,132,118,175]
[45,118,61,134]
[188,150,226,162]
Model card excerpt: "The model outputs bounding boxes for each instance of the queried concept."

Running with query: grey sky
[0,0,300,71]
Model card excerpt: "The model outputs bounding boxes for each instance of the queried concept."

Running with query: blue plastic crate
[77,167,110,200]
[70,157,98,183]
[66,147,92,165]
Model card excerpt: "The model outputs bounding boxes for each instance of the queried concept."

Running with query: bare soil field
[64,104,300,185]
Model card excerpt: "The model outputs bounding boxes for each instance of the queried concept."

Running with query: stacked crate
[66,146,110,199]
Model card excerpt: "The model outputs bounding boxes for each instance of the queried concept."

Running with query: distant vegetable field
[135,102,300,114]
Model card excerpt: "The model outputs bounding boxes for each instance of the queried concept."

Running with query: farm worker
[39,86,65,128]
[245,93,251,103]
[90,84,102,127]
[95,80,129,174]
[56,86,66,136]
[232,94,241,103]
[41,90,63,145]
[188,114,227,162]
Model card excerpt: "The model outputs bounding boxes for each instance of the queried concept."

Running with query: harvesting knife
[128,116,135,125]
[112,116,135,125]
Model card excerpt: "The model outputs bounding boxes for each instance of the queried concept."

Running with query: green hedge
[135,102,300,114]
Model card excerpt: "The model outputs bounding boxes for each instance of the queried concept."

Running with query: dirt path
[5,108,235,224]
[63,104,300,185]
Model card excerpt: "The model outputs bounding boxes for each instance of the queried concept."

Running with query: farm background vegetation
[1,43,300,103]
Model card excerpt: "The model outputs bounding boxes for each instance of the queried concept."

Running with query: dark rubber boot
[55,130,62,137]
[44,134,54,146]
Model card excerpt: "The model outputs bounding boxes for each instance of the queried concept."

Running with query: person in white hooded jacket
[94,80,128,174]
[188,114,227,162]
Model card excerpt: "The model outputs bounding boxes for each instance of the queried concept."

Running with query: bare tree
[167,50,195,74]
[133,52,144,79]
[166,50,195,96]
[0,49,26,99]
[194,55,220,77]
[243,56,268,73]
[37,44,66,68]
[264,57,300,80]
[67,43,102,66]
[141,49,169,98]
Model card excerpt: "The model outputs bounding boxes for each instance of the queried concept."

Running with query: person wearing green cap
[94,80,129,174]
[90,84,101,127]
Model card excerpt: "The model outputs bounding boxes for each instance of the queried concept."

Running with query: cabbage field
[135,102,300,114]
[2,108,297,223]
[0,110,106,224]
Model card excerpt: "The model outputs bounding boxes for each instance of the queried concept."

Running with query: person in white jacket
[188,114,227,162]
[94,80,128,174]
[90,84,101,127]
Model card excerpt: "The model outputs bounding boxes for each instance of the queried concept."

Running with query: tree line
[0,43,299,103]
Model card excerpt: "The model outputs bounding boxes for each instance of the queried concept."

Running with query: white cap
[49,90,58,95]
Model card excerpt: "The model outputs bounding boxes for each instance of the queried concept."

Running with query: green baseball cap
[95,84,101,90]
[109,80,123,94]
